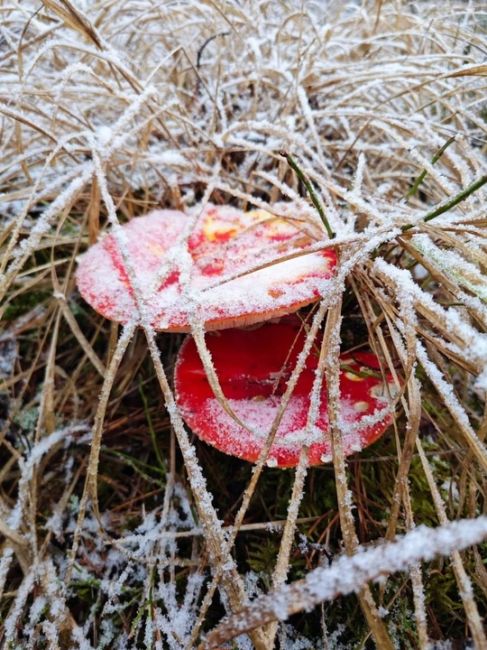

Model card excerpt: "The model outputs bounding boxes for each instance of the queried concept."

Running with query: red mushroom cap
[174,318,396,468]
[76,204,336,332]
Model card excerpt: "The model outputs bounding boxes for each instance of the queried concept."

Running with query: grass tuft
[0,1,486,648]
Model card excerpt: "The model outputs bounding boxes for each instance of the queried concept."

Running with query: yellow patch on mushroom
[202,215,239,242]
[354,401,369,412]
[248,209,296,236]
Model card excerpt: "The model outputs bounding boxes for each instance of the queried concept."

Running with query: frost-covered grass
[1,1,486,648]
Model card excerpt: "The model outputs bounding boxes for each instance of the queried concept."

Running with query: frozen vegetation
[0,0,486,648]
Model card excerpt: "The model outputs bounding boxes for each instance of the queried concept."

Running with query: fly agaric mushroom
[76,204,336,332]
[174,318,396,468]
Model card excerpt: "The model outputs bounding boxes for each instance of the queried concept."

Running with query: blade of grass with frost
[402,174,487,232]
[280,151,335,239]
[406,135,456,199]
[203,517,487,648]
[413,234,487,302]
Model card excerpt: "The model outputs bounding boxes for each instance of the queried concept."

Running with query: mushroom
[76,204,336,332]
[174,318,396,468]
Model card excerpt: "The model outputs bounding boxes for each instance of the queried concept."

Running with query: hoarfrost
[2,0,486,647]
[209,517,487,641]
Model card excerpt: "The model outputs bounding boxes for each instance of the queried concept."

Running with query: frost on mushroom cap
[75,204,337,331]
[174,318,397,468]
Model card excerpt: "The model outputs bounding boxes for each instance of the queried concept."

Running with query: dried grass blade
[416,441,487,648]
[323,299,394,650]
[55,293,106,378]
[265,447,309,646]
[144,328,268,650]
[203,517,487,648]
[67,323,135,579]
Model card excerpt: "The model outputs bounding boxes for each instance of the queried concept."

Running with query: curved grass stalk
[67,322,135,579]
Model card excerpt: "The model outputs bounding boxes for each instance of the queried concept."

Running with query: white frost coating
[352,152,367,197]
[152,149,187,166]
[202,395,383,458]
[3,568,37,641]
[76,204,336,330]
[0,548,14,599]
[413,234,487,301]
[302,517,487,604]
[153,571,207,649]
[375,257,482,344]
[415,341,473,432]
[374,257,487,372]
[210,517,487,639]
[0,333,17,377]
[8,424,89,530]
[41,620,60,648]
[71,625,96,650]
[2,1,487,646]
[385,293,486,460]
[475,367,487,392]
[4,83,157,286]
[27,595,47,628]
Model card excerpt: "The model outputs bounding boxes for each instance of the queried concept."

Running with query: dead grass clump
[1,1,486,648]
